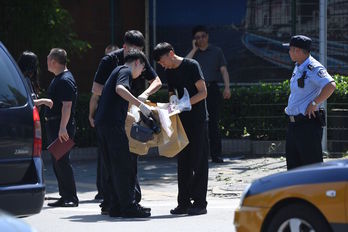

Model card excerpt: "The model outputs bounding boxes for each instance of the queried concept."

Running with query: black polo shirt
[93,48,157,95]
[94,65,132,127]
[44,70,77,120]
[165,58,207,123]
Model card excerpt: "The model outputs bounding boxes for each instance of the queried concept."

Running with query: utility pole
[319,0,328,152]
[110,0,115,44]
[291,0,296,35]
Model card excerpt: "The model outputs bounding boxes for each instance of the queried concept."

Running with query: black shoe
[136,203,151,213]
[187,206,207,215]
[211,156,224,163]
[170,205,189,215]
[48,198,78,207]
[94,193,103,200]
[108,208,121,217]
[101,207,110,215]
[121,206,151,218]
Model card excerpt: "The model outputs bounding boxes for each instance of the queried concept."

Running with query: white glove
[169,95,179,105]
[138,92,149,102]
[139,102,152,117]
[169,95,179,112]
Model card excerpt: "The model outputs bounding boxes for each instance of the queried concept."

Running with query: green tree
[0,0,90,59]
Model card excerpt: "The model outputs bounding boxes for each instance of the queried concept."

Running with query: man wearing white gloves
[94,49,152,218]
[89,30,161,214]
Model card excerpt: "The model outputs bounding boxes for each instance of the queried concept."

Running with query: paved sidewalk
[42,154,288,201]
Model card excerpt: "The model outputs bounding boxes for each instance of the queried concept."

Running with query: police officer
[89,30,162,214]
[45,48,79,207]
[283,35,336,170]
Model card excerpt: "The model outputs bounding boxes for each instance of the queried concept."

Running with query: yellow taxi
[234,159,348,232]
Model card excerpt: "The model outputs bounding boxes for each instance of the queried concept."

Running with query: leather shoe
[136,203,151,213]
[211,156,224,163]
[101,207,110,215]
[187,207,207,215]
[48,198,78,207]
[108,208,121,217]
[121,205,151,218]
[94,193,103,200]
[170,205,189,215]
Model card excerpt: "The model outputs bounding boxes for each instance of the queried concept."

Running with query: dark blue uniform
[44,70,78,203]
[94,65,138,214]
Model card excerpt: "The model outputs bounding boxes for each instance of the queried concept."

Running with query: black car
[0,42,45,216]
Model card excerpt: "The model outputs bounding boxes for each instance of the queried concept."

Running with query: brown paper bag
[125,103,189,157]
[158,114,189,157]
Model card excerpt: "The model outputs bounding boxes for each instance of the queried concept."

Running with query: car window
[0,47,27,108]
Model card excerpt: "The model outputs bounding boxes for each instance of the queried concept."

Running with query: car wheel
[266,203,331,232]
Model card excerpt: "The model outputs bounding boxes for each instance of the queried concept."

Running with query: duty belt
[288,112,319,123]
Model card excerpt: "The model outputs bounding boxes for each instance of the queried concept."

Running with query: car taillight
[33,106,42,157]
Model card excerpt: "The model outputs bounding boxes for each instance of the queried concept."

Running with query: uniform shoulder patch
[307,64,314,71]
[317,68,328,78]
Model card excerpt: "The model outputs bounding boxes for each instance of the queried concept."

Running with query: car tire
[266,203,331,232]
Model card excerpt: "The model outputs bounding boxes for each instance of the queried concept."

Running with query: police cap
[283,35,312,51]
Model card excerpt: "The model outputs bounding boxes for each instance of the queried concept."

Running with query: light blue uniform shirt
[285,55,334,116]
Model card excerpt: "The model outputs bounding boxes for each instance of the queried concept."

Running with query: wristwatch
[311,100,317,106]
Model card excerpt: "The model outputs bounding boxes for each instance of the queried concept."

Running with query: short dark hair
[153,42,174,62]
[105,44,119,54]
[124,48,148,64]
[49,48,67,65]
[192,25,208,37]
[124,30,145,48]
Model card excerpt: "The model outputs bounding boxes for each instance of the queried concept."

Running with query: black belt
[288,112,319,123]
[45,116,61,122]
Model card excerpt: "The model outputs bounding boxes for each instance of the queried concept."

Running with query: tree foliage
[0,0,90,58]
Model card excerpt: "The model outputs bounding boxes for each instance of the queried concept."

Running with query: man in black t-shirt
[94,49,152,218]
[45,48,78,207]
[153,42,209,216]
[89,30,161,213]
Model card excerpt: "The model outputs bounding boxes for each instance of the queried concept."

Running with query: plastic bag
[168,88,191,115]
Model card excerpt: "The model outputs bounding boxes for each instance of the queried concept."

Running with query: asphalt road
[24,156,247,232]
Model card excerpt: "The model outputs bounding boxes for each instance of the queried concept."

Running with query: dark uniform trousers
[177,120,209,208]
[46,118,78,203]
[286,117,323,170]
[206,83,222,158]
[96,125,136,212]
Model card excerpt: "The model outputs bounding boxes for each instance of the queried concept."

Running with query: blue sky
[152,0,246,26]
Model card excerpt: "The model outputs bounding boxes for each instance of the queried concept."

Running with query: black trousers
[99,149,142,209]
[206,83,222,158]
[46,119,78,203]
[96,146,103,196]
[96,125,136,211]
[286,118,323,170]
[177,120,209,208]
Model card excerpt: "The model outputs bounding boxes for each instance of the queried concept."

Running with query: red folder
[47,138,75,161]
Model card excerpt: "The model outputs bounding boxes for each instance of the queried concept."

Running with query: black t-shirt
[44,70,77,120]
[165,58,207,123]
[94,65,132,127]
[93,48,157,95]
